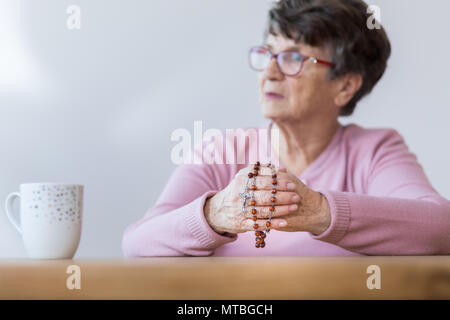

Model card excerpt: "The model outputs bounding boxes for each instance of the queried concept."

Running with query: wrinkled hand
[204,165,301,235]
[273,168,332,235]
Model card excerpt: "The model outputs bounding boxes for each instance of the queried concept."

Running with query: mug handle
[5,192,22,234]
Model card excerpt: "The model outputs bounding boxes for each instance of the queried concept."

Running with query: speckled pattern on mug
[26,184,82,226]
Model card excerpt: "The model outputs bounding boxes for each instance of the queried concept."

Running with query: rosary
[239,161,278,248]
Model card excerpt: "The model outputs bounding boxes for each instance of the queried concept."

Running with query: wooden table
[0,256,449,299]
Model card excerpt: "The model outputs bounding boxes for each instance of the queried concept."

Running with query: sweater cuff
[185,190,238,249]
[308,189,351,243]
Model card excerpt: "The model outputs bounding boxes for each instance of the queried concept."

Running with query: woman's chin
[261,102,287,118]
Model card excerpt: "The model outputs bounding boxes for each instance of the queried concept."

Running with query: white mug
[4,183,84,259]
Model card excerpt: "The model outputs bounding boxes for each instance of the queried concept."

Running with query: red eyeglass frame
[249,46,335,76]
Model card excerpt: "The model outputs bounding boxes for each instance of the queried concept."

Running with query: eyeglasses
[248,46,334,76]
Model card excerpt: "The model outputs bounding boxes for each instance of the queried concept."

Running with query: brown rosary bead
[247,162,278,249]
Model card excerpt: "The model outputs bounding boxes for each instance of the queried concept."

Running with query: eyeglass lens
[249,47,304,76]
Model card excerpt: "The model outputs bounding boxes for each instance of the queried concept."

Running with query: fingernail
[287,182,296,190]
[279,221,287,227]
[292,194,300,202]
[289,204,298,211]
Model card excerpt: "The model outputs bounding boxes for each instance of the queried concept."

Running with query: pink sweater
[122,121,450,256]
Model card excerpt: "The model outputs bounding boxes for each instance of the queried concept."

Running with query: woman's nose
[262,57,284,81]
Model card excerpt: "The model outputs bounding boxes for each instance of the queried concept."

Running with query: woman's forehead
[266,34,314,54]
[265,33,299,48]
[265,33,332,58]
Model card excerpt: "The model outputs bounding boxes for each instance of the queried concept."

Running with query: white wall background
[0,0,449,258]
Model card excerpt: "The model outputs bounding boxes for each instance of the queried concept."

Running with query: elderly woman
[122,0,450,256]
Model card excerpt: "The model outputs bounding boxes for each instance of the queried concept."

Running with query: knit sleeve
[122,162,238,257]
[309,129,450,255]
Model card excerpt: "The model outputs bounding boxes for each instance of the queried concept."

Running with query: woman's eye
[290,54,303,62]
[283,53,301,64]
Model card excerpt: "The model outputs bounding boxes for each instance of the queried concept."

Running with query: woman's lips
[265,92,284,99]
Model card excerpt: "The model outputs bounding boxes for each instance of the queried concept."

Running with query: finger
[269,170,306,188]
[234,166,254,178]
[250,175,297,191]
[234,170,297,192]
[278,169,307,187]
[243,204,297,219]
[235,163,283,178]
[234,165,307,197]
[242,218,287,232]
[235,165,288,178]
[251,190,301,206]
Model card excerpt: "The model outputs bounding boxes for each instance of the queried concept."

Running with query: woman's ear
[334,73,363,107]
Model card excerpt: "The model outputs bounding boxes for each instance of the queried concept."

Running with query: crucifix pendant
[239,189,252,213]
